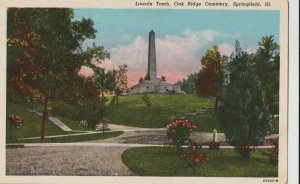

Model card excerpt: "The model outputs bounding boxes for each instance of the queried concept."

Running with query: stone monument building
[129,31,181,94]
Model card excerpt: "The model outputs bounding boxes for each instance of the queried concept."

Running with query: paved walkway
[6,146,136,176]
[11,142,274,149]
[7,123,278,176]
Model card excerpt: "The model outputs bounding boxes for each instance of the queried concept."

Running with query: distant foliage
[180,73,198,94]
[141,94,152,107]
[114,64,128,104]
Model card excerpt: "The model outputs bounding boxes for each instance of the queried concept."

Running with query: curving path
[6,123,277,176]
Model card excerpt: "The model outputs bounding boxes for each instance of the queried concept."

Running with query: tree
[196,46,227,112]
[114,64,128,104]
[253,35,280,116]
[219,41,269,158]
[89,67,116,98]
[7,8,109,138]
[180,73,198,94]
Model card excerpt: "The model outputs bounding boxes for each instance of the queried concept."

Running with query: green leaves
[197,45,227,111]
[7,8,113,138]
[7,8,111,103]
[219,40,272,156]
[253,35,280,115]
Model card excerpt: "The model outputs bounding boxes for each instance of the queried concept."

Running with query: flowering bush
[209,141,220,150]
[8,114,22,128]
[269,138,278,165]
[79,120,88,127]
[166,119,195,152]
[179,140,209,170]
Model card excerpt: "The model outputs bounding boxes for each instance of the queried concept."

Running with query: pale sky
[74,9,279,86]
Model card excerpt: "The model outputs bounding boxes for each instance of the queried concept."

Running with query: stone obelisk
[147,30,157,80]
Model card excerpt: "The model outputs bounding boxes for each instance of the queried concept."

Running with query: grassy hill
[6,101,67,143]
[105,94,214,128]
[6,100,121,143]
[6,93,221,143]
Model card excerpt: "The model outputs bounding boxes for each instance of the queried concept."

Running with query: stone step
[27,109,72,132]
[48,117,72,132]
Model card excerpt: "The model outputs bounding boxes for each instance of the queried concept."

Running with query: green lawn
[187,112,224,133]
[6,101,122,143]
[105,94,212,128]
[122,147,277,177]
[6,101,67,143]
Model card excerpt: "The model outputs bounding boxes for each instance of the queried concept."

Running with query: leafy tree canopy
[7,8,110,138]
[197,45,228,111]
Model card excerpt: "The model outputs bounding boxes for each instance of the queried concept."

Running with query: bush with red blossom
[8,114,22,128]
[179,140,209,171]
[166,119,196,152]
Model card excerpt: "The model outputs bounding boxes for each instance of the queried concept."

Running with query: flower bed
[8,114,22,128]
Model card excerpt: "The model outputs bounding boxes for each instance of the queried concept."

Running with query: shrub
[209,142,220,150]
[219,43,269,158]
[269,138,278,165]
[141,94,152,107]
[179,140,209,171]
[51,101,79,120]
[76,97,107,128]
[79,120,88,127]
[166,119,195,152]
[235,145,251,158]
[95,118,110,132]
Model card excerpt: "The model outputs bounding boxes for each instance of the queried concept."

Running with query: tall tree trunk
[41,90,50,139]
[214,96,218,113]
[101,90,104,98]
[116,95,119,105]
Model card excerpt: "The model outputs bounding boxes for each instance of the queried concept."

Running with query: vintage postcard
[0,0,289,183]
